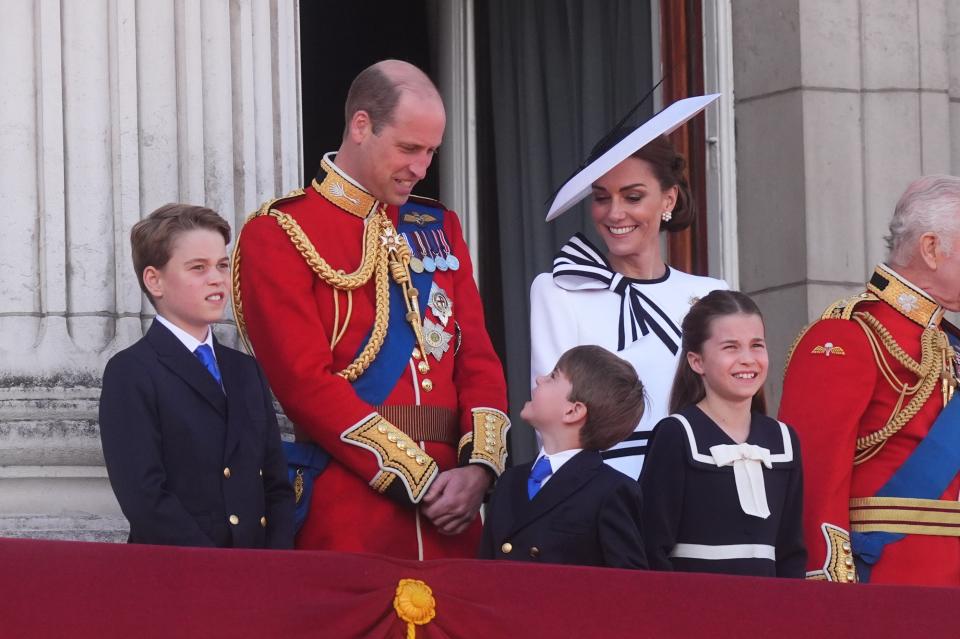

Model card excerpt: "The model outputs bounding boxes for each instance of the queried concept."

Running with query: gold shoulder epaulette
[249,187,307,220]
[821,292,877,321]
[406,193,447,210]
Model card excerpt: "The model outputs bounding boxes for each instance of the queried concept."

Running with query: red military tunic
[234,155,510,559]
[779,264,960,585]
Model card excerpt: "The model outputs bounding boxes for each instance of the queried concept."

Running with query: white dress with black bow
[529,233,728,479]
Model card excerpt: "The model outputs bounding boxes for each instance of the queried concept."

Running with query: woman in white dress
[531,99,727,480]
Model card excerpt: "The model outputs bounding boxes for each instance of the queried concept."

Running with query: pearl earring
[661,209,673,223]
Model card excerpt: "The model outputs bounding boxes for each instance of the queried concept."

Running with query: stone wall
[0,0,301,541]
[732,0,960,409]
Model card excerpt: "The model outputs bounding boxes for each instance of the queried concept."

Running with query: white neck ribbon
[709,443,772,519]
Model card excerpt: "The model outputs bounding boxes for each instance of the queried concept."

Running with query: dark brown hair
[668,290,768,415]
[556,345,646,450]
[130,203,231,305]
[632,135,696,232]
[343,65,401,137]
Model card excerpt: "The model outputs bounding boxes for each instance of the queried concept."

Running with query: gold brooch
[811,342,846,357]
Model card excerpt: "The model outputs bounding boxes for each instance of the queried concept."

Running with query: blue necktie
[527,456,553,500]
[194,344,222,385]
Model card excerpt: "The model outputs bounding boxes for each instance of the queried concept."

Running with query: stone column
[732,0,960,409]
[0,0,301,541]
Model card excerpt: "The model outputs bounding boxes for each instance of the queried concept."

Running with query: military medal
[428,231,448,271]
[403,233,424,273]
[435,229,460,271]
[427,282,453,326]
[422,317,452,361]
[413,231,435,272]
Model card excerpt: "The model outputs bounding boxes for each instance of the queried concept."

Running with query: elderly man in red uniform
[232,60,510,559]
[780,175,960,585]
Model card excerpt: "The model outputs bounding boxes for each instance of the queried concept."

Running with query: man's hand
[421,465,492,535]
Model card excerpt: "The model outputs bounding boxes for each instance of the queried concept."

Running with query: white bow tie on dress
[709,443,773,519]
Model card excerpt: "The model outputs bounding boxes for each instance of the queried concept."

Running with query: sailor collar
[673,410,794,467]
[312,153,381,219]
[868,264,944,329]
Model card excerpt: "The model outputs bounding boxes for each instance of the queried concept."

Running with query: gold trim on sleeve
[457,432,473,460]
[806,523,857,583]
[370,470,396,494]
[468,408,510,476]
[341,413,438,503]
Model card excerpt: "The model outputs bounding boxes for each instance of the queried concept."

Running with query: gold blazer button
[501,542,513,554]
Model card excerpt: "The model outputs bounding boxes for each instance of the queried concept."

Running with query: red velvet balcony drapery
[1,537,957,638]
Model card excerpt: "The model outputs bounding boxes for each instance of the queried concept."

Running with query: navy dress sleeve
[639,418,687,570]
[775,427,807,577]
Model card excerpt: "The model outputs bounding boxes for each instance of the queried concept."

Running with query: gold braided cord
[856,311,923,376]
[266,208,380,290]
[852,311,943,459]
[231,190,305,355]
[232,199,428,384]
[231,215,255,355]
[330,289,352,350]
[330,287,340,349]
[338,248,390,381]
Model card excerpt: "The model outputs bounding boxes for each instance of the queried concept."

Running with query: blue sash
[284,202,445,534]
[350,202,442,405]
[853,331,960,581]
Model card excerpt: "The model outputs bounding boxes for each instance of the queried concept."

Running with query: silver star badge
[428,283,453,326]
[423,317,452,361]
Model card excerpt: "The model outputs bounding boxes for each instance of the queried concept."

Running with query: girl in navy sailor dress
[640,290,806,577]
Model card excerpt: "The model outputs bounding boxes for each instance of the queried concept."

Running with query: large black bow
[551,234,681,354]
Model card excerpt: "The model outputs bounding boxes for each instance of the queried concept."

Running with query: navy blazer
[98,320,294,548]
[479,450,647,569]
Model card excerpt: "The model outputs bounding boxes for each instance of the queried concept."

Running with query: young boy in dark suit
[479,345,647,568]
[98,204,294,548]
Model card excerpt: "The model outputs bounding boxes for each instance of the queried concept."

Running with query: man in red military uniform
[779,175,960,585]
[233,60,510,559]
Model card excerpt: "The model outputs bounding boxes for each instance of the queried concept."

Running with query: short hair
[668,290,767,415]
[555,345,645,451]
[130,203,231,305]
[342,60,440,138]
[343,65,401,137]
[632,135,697,232]
[885,175,960,265]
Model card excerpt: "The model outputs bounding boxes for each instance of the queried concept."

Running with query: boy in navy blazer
[479,345,647,568]
[99,204,294,548]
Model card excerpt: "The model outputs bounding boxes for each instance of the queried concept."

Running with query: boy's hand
[421,465,492,535]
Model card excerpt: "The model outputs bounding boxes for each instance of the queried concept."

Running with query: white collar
[535,448,583,476]
[156,315,215,357]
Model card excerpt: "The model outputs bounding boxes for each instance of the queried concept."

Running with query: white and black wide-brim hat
[545,93,721,222]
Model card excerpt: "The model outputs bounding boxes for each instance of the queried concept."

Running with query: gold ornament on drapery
[393,578,436,639]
